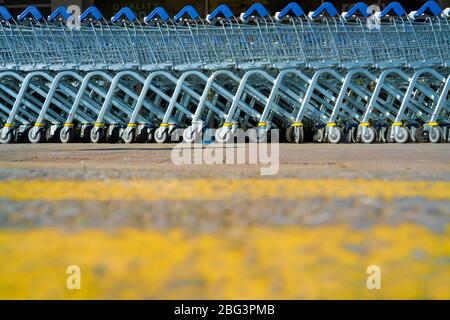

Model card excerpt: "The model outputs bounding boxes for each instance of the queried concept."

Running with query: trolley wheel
[345,127,356,143]
[107,126,121,144]
[122,128,136,144]
[0,129,13,144]
[255,128,269,143]
[353,127,360,143]
[245,128,257,143]
[80,126,92,143]
[17,127,30,143]
[135,128,151,143]
[60,127,75,144]
[349,127,359,143]
[215,127,231,143]
[28,128,44,144]
[394,126,409,144]
[147,129,154,143]
[409,127,416,143]
[285,126,294,143]
[293,126,304,144]
[414,126,429,143]
[386,127,395,143]
[47,127,62,143]
[379,127,388,143]
[313,128,325,143]
[361,126,377,144]
[429,126,442,144]
[183,127,199,143]
[328,127,343,144]
[90,127,105,144]
[44,128,52,143]
[442,127,449,143]
[154,127,169,144]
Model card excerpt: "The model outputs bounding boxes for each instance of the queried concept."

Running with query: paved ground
[0,143,449,299]
[0,143,449,180]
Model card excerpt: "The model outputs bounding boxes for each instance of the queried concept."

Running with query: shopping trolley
[0,1,448,145]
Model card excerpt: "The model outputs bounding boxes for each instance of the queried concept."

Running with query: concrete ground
[0,143,449,299]
[0,143,449,180]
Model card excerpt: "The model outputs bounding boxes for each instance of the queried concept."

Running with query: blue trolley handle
[111,7,137,24]
[275,2,305,21]
[144,7,170,24]
[379,2,406,19]
[207,4,233,23]
[409,1,443,19]
[341,2,370,21]
[48,6,71,22]
[17,5,43,21]
[80,6,103,22]
[174,5,200,23]
[0,6,13,22]
[240,3,269,22]
[308,2,338,20]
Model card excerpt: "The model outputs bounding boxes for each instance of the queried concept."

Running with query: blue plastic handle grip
[344,2,370,19]
[48,6,71,22]
[17,6,43,21]
[111,7,137,23]
[208,4,234,21]
[380,2,406,18]
[80,6,103,22]
[174,5,200,22]
[277,2,305,19]
[145,7,170,23]
[0,6,13,21]
[310,2,338,19]
[414,1,442,18]
[242,3,269,20]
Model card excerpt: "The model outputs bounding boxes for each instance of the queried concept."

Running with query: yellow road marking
[0,224,448,299]
[0,179,450,202]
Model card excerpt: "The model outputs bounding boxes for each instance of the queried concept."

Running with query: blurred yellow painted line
[0,224,448,299]
[0,179,450,202]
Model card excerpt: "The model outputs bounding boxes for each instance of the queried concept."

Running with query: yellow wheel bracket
[34,123,44,127]
[258,122,267,127]
[327,122,337,127]
[359,122,370,127]
[292,122,303,127]
[127,123,138,128]
[160,123,170,127]
[4,123,14,128]
[64,123,74,127]
[427,122,438,127]
[223,122,233,127]
[393,122,403,127]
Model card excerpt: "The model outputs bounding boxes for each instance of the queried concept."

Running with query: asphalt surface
[0,143,449,181]
[0,143,448,299]
[0,143,449,231]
